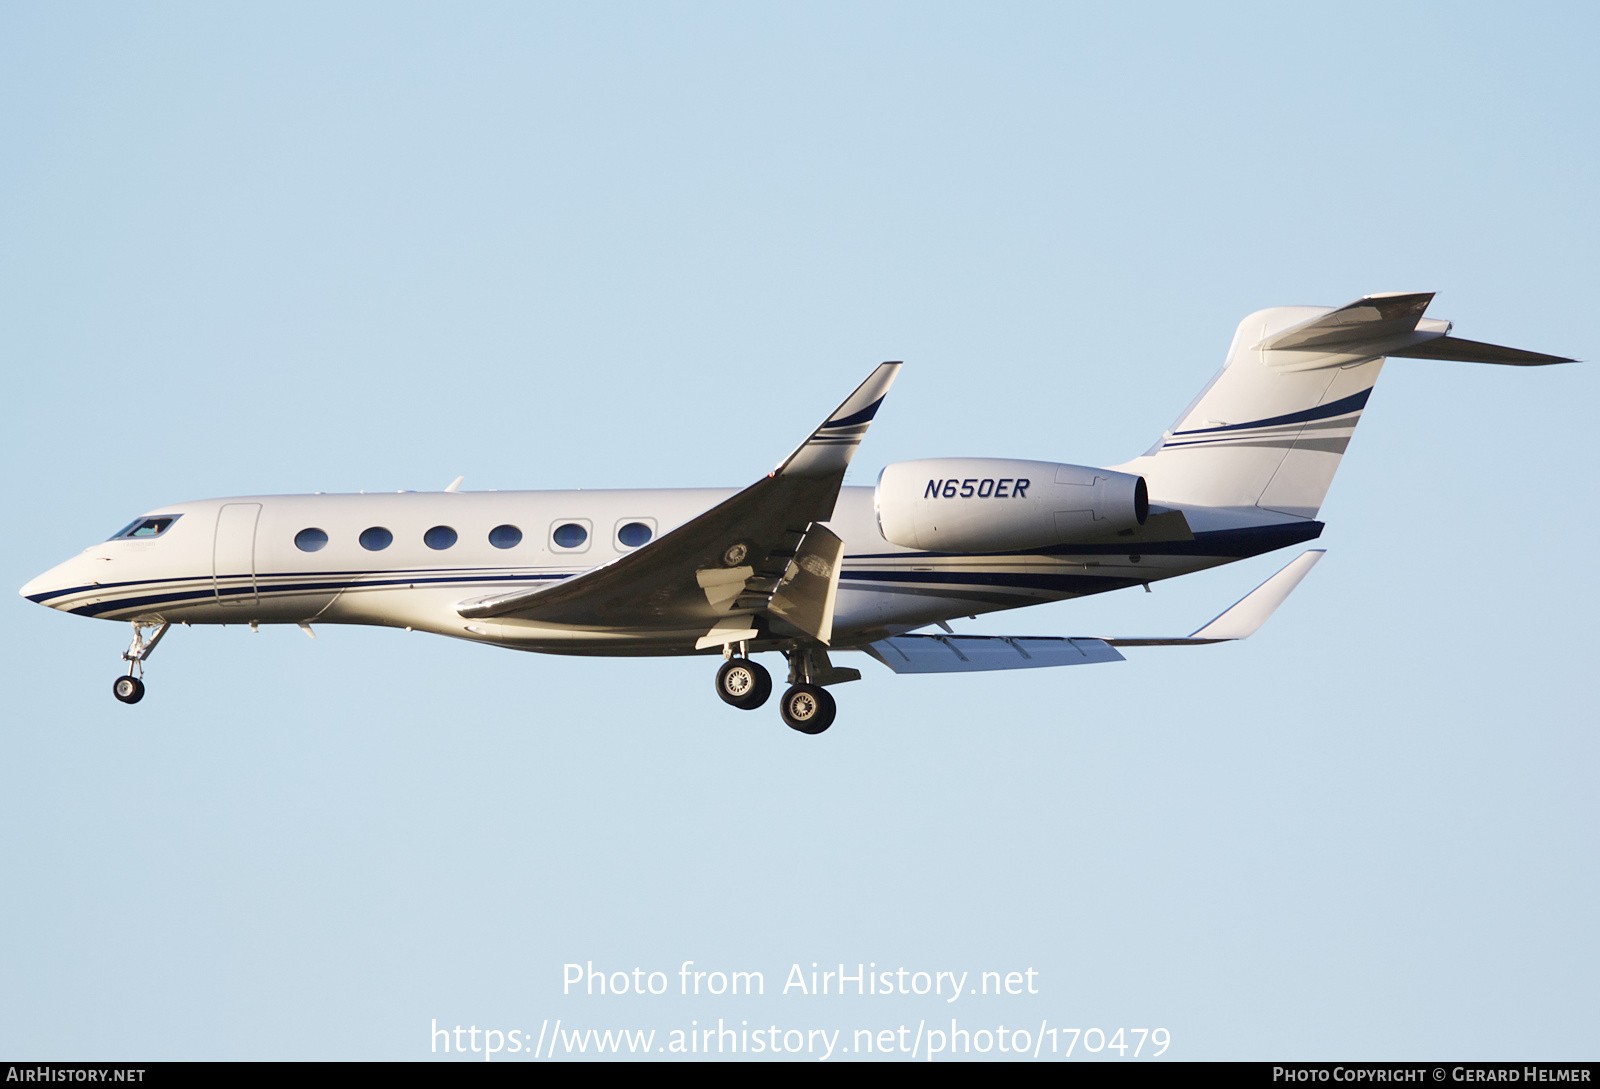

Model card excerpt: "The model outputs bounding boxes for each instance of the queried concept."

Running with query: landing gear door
[214,503,261,607]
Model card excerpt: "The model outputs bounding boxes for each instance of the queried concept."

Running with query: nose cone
[20,558,85,610]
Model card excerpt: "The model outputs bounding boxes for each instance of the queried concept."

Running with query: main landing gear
[778,683,834,734]
[114,620,169,705]
[709,642,859,735]
[716,656,773,710]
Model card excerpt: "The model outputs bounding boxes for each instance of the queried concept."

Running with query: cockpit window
[109,516,181,541]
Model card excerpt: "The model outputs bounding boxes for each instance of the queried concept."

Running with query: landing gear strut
[776,645,859,735]
[115,620,169,705]
[708,641,858,734]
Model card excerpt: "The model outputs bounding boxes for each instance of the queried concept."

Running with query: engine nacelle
[875,458,1149,552]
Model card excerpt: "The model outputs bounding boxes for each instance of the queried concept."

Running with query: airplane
[19,292,1573,734]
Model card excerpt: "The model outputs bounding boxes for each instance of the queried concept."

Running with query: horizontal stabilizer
[862,635,1123,674]
[1107,550,1324,646]
[1251,293,1575,369]
[1388,335,1575,366]
[1255,292,1435,352]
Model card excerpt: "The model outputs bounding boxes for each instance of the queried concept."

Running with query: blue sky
[3,1,1595,1060]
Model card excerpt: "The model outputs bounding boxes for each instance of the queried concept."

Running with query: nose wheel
[113,620,169,705]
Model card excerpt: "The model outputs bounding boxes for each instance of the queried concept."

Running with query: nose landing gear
[114,620,169,705]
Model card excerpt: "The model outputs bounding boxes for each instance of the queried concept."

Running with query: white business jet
[21,293,1571,733]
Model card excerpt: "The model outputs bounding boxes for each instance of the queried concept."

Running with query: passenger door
[213,503,261,607]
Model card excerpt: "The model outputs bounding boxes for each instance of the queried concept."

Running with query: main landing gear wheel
[779,683,835,734]
[112,676,145,704]
[716,658,772,710]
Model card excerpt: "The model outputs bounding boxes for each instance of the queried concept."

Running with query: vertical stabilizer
[1111,294,1427,518]
[1111,293,1570,519]
[1113,305,1385,517]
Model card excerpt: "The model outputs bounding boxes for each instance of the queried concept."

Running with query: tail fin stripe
[1162,435,1351,454]
[1170,388,1371,439]
[1164,415,1363,451]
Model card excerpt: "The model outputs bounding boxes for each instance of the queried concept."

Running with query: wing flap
[767,524,844,644]
[867,549,1325,670]
[863,635,1124,674]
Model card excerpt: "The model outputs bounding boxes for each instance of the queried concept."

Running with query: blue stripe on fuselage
[56,522,1322,617]
[846,521,1324,560]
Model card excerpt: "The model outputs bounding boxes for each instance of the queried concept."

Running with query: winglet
[776,362,902,477]
[1105,550,1324,646]
[1189,549,1324,640]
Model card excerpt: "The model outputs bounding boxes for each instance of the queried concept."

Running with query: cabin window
[359,527,393,551]
[424,525,458,550]
[617,521,654,548]
[295,528,329,552]
[552,522,588,549]
[488,524,522,549]
[110,515,181,540]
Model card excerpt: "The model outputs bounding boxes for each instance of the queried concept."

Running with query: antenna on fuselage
[445,476,465,492]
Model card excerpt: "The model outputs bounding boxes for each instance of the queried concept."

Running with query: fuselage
[20,295,1559,729]
[21,486,1320,655]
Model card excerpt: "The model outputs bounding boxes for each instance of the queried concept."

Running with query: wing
[457,363,901,637]
[862,550,1323,673]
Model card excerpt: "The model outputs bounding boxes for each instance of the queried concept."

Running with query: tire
[716,658,772,710]
[113,676,145,705]
[779,683,836,734]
